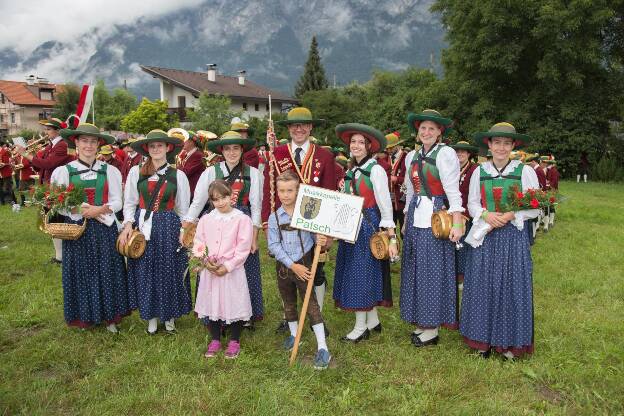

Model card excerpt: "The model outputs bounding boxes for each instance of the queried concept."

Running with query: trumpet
[15,135,48,155]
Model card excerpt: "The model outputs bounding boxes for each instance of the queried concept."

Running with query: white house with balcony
[140,64,298,125]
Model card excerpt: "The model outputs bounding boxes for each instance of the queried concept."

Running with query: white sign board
[290,184,364,243]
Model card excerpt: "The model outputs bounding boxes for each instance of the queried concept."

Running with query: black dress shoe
[49,257,62,265]
[275,320,288,333]
[477,349,492,359]
[145,329,157,336]
[410,331,423,343]
[243,320,255,331]
[340,329,370,343]
[411,335,439,347]
[369,323,382,333]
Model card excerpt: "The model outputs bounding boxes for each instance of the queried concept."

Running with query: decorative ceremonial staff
[266,95,277,214]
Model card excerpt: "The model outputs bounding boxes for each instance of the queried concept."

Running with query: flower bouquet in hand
[500,185,554,211]
[189,242,220,274]
[30,183,85,216]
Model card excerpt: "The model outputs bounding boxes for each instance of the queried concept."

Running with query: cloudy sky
[0,0,442,95]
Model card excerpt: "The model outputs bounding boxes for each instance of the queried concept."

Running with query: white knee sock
[503,351,515,360]
[577,174,580,182]
[314,283,326,312]
[345,311,367,340]
[287,321,298,337]
[312,323,328,351]
[418,327,439,342]
[106,323,118,333]
[584,174,587,182]
[164,319,175,331]
[147,318,158,333]
[52,238,63,261]
[366,307,380,330]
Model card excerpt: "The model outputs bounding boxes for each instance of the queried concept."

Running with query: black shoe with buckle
[275,320,288,333]
[369,323,382,333]
[340,329,370,343]
[411,335,439,347]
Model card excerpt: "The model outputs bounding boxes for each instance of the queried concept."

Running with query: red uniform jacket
[546,166,560,190]
[18,155,35,181]
[262,143,336,224]
[30,139,73,184]
[389,150,407,211]
[0,148,12,178]
[114,148,127,163]
[106,156,124,172]
[534,165,547,190]
[243,147,260,168]
[178,149,205,196]
[458,161,479,216]
[121,152,143,184]
[334,162,345,190]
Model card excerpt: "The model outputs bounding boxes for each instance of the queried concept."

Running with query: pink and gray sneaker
[224,340,241,359]
[204,340,221,358]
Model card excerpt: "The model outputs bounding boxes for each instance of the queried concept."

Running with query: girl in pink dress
[193,179,253,359]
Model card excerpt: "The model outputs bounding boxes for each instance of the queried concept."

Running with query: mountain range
[0,0,446,99]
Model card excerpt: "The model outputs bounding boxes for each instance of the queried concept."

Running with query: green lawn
[1,181,622,415]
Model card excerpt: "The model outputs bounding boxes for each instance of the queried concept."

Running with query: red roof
[140,65,298,104]
[0,80,61,106]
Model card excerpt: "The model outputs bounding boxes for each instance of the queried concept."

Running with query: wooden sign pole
[288,242,323,366]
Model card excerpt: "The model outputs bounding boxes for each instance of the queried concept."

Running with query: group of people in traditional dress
[10,105,565,369]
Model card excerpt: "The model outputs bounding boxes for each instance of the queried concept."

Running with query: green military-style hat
[336,123,387,154]
[407,109,453,136]
[474,122,530,149]
[206,131,256,154]
[276,107,325,126]
[60,123,115,149]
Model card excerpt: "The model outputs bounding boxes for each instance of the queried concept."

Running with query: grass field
[1,181,623,415]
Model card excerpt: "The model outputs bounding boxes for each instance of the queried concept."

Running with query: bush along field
[1,181,622,415]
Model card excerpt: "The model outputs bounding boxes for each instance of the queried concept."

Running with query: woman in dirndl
[51,123,133,332]
[182,130,263,324]
[333,123,397,342]
[400,110,465,347]
[118,129,192,335]
[460,123,539,359]
[449,141,479,291]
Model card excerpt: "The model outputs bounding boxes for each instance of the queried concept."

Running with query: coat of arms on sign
[301,195,322,220]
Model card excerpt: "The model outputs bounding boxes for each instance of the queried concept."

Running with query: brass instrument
[15,135,48,156]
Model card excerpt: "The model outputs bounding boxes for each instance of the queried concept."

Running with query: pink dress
[194,208,253,323]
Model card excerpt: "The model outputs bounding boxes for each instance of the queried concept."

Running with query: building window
[266,103,269,111]
[40,90,53,100]
[0,93,4,104]
[178,96,186,108]
[254,103,259,112]
[11,113,15,124]
[242,102,247,110]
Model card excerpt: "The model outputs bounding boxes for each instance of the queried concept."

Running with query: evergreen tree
[295,36,329,98]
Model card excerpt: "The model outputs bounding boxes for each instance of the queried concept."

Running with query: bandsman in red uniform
[450,140,479,287]
[0,140,14,205]
[262,107,336,328]
[15,118,73,264]
[98,145,124,171]
[525,154,547,190]
[385,132,407,232]
[120,137,143,185]
[176,129,211,197]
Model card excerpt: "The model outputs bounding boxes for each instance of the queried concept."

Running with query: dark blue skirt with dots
[62,217,133,328]
[128,210,191,321]
[333,207,392,311]
[400,197,458,329]
[236,204,263,321]
[455,220,473,278]
[460,221,534,355]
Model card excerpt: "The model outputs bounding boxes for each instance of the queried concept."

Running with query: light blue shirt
[267,207,314,268]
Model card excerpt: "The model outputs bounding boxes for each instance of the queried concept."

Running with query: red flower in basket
[527,189,536,196]
[549,196,556,204]
[530,198,539,208]
[516,191,524,199]
[58,193,65,203]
